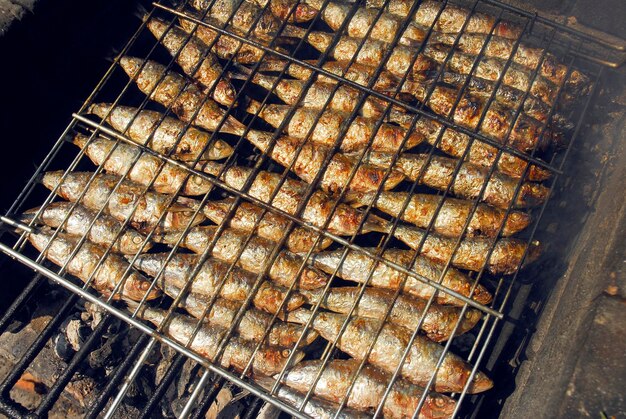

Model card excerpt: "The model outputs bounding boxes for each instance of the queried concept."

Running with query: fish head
[122,273,161,301]
[118,231,152,255]
[466,370,494,394]
[421,392,457,418]
[119,56,144,78]
[253,346,305,376]
[213,78,238,108]
[42,171,64,191]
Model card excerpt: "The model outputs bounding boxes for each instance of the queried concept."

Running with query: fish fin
[133,3,149,22]
[362,213,391,234]
[229,63,253,81]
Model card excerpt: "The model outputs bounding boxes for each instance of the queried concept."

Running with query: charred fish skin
[27,227,159,301]
[131,252,306,314]
[88,103,234,162]
[357,151,549,209]
[301,286,482,342]
[254,376,371,419]
[287,309,493,393]
[137,307,304,376]
[145,17,236,106]
[200,162,391,237]
[42,171,205,232]
[202,198,333,254]
[155,225,329,290]
[21,202,151,255]
[354,190,532,237]
[280,359,457,418]
[162,283,318,347]
[72,134,214,196]
[119,57,246,135]
[251,0,319,23]
[245,98,424,153]
[309,247,493,306]
[245,130,405,195]
[393,224,541,274]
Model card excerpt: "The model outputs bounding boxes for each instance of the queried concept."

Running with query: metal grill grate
[0,0,622,417]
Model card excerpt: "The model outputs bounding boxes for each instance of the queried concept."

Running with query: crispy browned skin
[72,134,214,196]
[357,151,549,209]
[245,130,405,195]
[200,162,391,236]
[27,227,159,301]
[136,306,305,375]
[119,57,245,135]
[202,197,332,253]
[288,309,493,393]
[42,171,205,232]
[280,359,457,418]
[146,17,236,106]
[393,224,541,274]
[302,286,482,342]
[251,0,319,22]
[161,282,318,347]
[246,98,424,153]
[21,202,151,255]
[310,247,493,306]
[155,225,328,290]
[255,376,371,419]
[88,103,233,162]
[132,252,306,314]
[354,190,532,237]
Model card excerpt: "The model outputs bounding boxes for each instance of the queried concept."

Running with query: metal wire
[0,0,616,417]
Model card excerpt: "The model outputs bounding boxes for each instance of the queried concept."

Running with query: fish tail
[280,24,307,39]
[362,214,391,234]
[284,308,312,325]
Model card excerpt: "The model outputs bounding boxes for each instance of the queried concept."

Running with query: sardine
[254,376,371,419]
[132,252,306,314]
[366,0,522,40]
[72,134,214,196]
[26,227,159,301]
[135,306,304,375]
[42,171,205,232]
[162,282,318,347]
[179,13,287,64]
[202,197,333,253]
[251,0,318,22]
[241,69,395,119]
[353,190,531,237]
[280,360,458,418]
[199,162,392,236]
[301,286,482,342]
[393,224,540,274]
[146,17,236,106]
[244,130,406,195]
[309,247,493,306]
[88,103,233,162]
[190,0,282,42]
[155,225,329,290]
[21,202,151,255]
[287,309,493,393]
[119,57,246,135]
[356,151,549,209]
[246,98,424,153]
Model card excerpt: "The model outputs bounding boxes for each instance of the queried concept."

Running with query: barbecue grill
[0,0,623,417]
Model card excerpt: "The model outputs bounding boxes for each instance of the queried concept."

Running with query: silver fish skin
[251,0,319,22]
[356,151,549,209]
[145,17,236,106]
[287,309,493,393]
[309,247,493,306]
[27,227,159,301]
[42,171,205,233]
[73,134,214,196]
[202,197,333,254]
[132,252,306,314]
[162,282,318,347]
[354,190,532,237]
[244,129,405,195]
[136,306,304,375]
[199,162,391,237]
[246,98,424,153]
[155,225,329,290]
[119,57,246,135]
[301,286,482,342]
[88,103,233,162]
[279,359,457,418]
[21,202,151,255]
[254,376,371,419]
[393,224,541,274]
